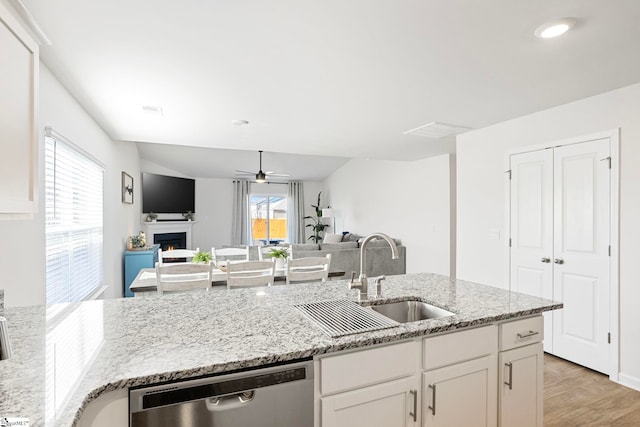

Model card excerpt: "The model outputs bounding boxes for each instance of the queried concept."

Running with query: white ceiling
[20,0,640,179]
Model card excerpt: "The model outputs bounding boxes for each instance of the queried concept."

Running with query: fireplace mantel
[143,221,196,249]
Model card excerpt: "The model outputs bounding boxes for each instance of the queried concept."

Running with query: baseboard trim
[617,373,640,392]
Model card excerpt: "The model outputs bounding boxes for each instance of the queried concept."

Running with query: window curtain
[231,179,251,245]
[287,181,305,243]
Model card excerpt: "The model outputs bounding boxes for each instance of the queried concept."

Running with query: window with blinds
[45,129,104,304]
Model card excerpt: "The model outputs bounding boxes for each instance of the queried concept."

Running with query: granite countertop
[0,273,561,426]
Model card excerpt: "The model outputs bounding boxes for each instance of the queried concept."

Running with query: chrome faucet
[350,233,399,299]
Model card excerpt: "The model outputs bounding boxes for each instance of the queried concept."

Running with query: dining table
[129,266,346,296]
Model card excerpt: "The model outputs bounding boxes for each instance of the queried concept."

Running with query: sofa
[244,236,406,278]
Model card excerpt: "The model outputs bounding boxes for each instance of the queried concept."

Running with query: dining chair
[286,254,332,285]
[226,260,276,289]
[212,246,250,267]
[157,248,199,265]
[155,262,212,295]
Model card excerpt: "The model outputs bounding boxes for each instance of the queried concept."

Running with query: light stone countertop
[0,273,561,427]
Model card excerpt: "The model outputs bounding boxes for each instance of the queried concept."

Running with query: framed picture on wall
[122,171,134,204]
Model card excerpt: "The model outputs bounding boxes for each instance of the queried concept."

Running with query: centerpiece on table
[191,250,212,264]
[267,247,289,270]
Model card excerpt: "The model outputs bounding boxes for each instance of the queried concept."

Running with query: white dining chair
[212,246,250,267]
[155,262,212,295]
[226,260,276,289]
[286,254,332,285]
[157,248,199,265]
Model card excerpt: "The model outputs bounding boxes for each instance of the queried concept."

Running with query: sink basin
[368,300,454,323]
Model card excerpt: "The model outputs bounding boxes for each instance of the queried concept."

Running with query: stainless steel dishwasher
[129,359,313,427]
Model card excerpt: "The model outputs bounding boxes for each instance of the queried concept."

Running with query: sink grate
[294,299,398,338]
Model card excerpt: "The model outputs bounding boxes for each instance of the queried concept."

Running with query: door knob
[541,257,551,263]
[554,258,564,264]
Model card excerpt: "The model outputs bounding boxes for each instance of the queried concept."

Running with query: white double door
[509,138,610,374]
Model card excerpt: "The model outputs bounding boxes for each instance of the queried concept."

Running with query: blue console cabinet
[124,244,159,297]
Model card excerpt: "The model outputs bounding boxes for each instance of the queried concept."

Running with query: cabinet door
[422,355,497,427]
[0,2,39,214]
[499,343,543,427]
[321,377,419,427]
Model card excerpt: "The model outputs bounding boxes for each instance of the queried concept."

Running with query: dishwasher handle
[206,390,256,411]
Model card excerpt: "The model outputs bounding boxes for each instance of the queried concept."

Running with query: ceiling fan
[235,150,289,183]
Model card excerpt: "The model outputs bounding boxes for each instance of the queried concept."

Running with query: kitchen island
[0,273,561,426]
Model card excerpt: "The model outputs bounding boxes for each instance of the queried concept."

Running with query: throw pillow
[323,233,343,244]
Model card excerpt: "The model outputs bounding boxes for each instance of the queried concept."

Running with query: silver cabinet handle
[504,362,513,390]
[409,389,417,422]
[540,257,551,263]
[517,330,539,339]
[554,258,564,264]
[428,384,436,415]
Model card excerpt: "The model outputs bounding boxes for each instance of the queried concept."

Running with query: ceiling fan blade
[235,170,255,175]
[265,172,290,177]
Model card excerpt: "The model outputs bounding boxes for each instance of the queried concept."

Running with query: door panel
[559,273,597,342]
[552,139,610,374]
[561,155,596,252]
[509,149,554,352]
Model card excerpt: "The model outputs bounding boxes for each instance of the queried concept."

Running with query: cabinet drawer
[423,325,497,371]
[320,341,417,395]
[499,316,543,351]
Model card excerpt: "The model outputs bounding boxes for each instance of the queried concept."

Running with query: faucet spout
[350,233,399,300]
[359,232,399,277]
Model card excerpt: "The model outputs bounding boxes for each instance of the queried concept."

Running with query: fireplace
[155,232,187,263]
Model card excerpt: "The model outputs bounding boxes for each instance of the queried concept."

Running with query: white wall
[323,155,454,276]
[0,64,141,306]
[456,82,640,389]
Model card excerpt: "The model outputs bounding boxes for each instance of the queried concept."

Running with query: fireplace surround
[143,221,195,251]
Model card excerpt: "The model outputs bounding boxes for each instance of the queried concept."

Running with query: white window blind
[45,129,104,304]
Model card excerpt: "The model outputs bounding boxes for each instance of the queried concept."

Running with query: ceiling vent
[403,122,471,139]
[141,105,163,116]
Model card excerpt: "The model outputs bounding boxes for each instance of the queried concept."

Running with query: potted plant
[191,250,212,264]
[304,191,329,243]
[127,233,146,250]
[183,210,195,221]
[145,212,158,222]
[267,246,289,269]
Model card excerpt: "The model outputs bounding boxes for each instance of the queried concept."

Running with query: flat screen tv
[142,173,195,214]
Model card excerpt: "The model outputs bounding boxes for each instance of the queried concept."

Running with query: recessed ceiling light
[232,119,250,126]
[535,18,576,39]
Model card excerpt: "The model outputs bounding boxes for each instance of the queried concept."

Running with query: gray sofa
[246,239,406,278]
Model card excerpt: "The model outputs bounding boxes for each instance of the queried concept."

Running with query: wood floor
[544,354,640,426]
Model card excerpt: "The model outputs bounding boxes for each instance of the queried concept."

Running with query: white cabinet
[498,317,544,427]
[321,377,419,427]
[422,355,496,427]
[498,343,543,427]
[317,317,544,427]
[0,1,39,215]
[318,341,420,427]
[422,326,498,427]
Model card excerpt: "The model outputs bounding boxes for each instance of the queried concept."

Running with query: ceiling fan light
[255,171,267,183]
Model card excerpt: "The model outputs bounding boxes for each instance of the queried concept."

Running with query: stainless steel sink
[368,300,454,323]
